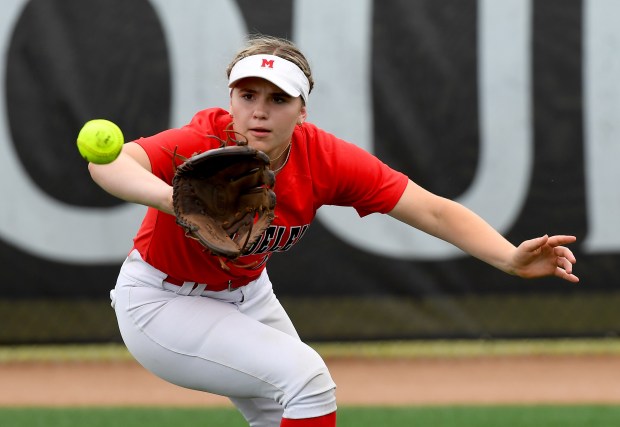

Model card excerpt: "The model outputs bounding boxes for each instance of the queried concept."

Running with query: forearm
[389,180,517,274]
[427,199,517,273]
[88,146,174,215]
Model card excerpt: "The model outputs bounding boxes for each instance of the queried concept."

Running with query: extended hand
[512,235,579,283]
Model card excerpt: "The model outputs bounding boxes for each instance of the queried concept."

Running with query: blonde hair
[226,35,314,97]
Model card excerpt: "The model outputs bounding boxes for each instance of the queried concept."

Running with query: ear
[228,86,235,111]
[298,106,307,125]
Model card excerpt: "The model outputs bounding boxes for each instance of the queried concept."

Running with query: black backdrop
[1,0,617,343]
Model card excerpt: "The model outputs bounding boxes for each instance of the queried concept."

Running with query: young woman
[89,35,578,427]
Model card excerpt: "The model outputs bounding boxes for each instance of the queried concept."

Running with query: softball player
[89,35,579,427]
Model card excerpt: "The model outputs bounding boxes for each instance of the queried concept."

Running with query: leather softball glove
[172,138,276,265]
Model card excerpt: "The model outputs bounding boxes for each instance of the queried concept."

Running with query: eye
[272,95,288,104]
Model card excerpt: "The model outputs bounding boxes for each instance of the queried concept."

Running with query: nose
[253,99,268,119]
[253,110,267,119]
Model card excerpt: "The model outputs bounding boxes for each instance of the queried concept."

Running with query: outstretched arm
[88,142,175,215]
[388,180,579,283]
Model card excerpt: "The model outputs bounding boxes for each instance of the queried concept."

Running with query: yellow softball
[76,119,124,164]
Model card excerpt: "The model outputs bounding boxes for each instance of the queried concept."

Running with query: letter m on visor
[261,59,275,68]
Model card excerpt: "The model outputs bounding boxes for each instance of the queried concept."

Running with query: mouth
[249,127,271,138]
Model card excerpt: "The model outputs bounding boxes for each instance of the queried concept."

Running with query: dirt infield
[2,355,620,407]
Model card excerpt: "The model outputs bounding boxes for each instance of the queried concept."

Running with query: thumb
[520,234,549,253]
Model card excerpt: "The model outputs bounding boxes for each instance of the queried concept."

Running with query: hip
[113,249,271,306]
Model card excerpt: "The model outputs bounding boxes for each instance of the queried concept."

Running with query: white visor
[228,54,310,103]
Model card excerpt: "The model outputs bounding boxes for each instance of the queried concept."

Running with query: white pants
[111,250,337,426]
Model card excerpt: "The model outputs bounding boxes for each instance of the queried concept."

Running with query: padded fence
[1,0,619,344]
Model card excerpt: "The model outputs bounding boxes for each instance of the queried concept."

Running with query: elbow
[87,161,108,186]
[87,161,99,180]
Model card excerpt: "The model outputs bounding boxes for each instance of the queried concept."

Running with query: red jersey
[132,108,408,287]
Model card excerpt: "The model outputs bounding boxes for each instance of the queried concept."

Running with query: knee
[282,363,337,420]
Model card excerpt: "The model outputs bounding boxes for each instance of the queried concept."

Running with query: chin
[252,144,273,155]
[246,137,269,147]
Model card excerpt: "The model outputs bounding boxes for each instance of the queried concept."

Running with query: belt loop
[177,282,197,296]
[189,283,206,296]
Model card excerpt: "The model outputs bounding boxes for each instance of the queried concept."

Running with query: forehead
[232,77,288,94]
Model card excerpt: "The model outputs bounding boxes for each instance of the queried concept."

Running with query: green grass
[1,406,619,427]
[0,408,245,427]
[3,338,620,363]
[338,406,620,427]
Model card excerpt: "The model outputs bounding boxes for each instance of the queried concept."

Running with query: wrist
[150,185,174,215]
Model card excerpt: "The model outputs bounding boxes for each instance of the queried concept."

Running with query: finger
[554,246,577,263]
[546,235,577,247]
[556,256,573,274]
[555,267,580,283]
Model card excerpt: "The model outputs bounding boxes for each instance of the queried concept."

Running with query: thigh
[114,282,327,402]
[228,272,302,425]
[238,270,300,339]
